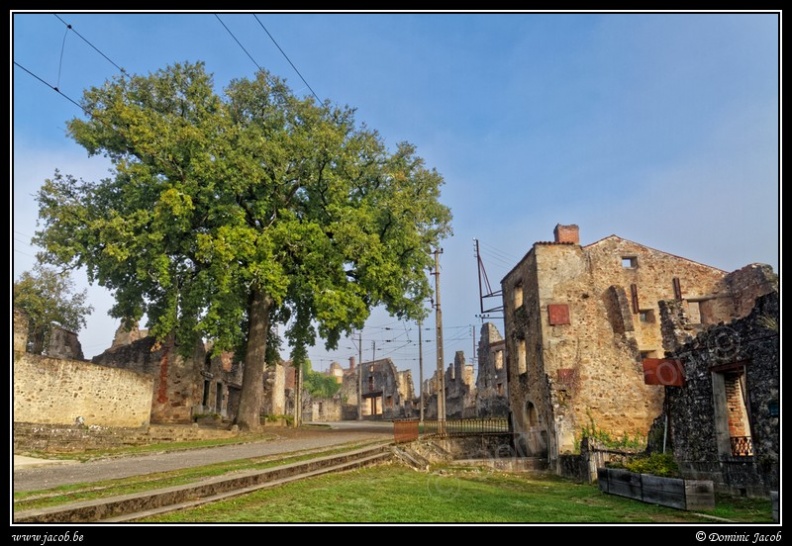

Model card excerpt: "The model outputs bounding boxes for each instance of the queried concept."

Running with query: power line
[13,61,84,111]
[253,14,321,103]
[53,14,128,76]
[215,14,263,72]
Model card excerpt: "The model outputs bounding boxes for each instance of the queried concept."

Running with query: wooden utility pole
[433,248,446,434]
[418,318,424,424]
[357,330,363,421]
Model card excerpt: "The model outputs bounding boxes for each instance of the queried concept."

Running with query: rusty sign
[642,358,685,386]
[548,304,570,325]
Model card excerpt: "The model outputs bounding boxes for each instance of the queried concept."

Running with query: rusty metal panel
[557,368,576,385]
[393,420,419,443]
[547,304,570,325]
[642,358,685,386]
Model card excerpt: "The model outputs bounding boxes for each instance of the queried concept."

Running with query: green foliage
[609,452,681,478]
[261,414,293,424]
[575,412,645,453]
[13,264,94,354]
[301,360,341,399]
[33,61,451,428]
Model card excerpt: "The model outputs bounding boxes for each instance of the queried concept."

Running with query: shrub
[610,452,680,477]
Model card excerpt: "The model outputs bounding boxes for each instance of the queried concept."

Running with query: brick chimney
[349,356,356,371]
[554,224,580,244]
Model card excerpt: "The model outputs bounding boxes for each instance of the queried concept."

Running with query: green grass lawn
[136,463,774,524]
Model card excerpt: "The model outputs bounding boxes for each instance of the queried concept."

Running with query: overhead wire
[215,14,263,72]
[53,14,128,76]
[253,14,321,103]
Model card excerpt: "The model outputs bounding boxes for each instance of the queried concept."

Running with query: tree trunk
[234,288,272,432]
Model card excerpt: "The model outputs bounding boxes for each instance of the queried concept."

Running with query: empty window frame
[687,300,702,324]
[639,309,655,323]
[494,349,504,370]
[518,338,527,374]
[514,282,524,308]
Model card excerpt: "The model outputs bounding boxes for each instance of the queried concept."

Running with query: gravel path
[13,424,394,493]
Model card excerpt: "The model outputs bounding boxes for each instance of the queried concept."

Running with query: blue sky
[12,11,780,390]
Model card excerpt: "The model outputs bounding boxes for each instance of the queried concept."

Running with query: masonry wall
[199,350,244,419]
[661,291,779,498]
[359,358,408,419]
[262,362,286,416]
[14,352,153,428]
[338,368,361,419]
[91,335,204,424]
[475,323,509,417]
[503,246,552,458]
[444,351,476,418]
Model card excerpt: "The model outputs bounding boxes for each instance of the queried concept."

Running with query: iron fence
[392,418,509,441]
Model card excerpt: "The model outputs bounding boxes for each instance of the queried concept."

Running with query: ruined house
[301,356,416,421]
[92,323,291,425]
[500,223,774,472]
[422,351,476,419]
[444,351,476,418]
[653,269,779,498]
[199,347,244,420]
[475,322,509,417]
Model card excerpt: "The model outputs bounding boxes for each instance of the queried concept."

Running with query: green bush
[612,452,680,477]
[574,413,645,453]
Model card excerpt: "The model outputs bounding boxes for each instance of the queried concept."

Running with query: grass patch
[137,464,774,524]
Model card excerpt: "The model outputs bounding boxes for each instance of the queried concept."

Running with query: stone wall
[445,351,476,419]
[475,323,509,417]
[46,325,85,361]
[308,397,343,422]
[14,351,153,428]
[662,291,779,498]
[14,308,28,352]
[91,335,204,424]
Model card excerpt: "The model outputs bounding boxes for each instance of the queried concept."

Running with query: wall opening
[712,364,753,458]
[518,338,527,374]
[215,382,223,414]
[687,300,702,324]
[202,380,210,408]
[526,401,538,427]
[514,282,524,308]
[639,309,655,323]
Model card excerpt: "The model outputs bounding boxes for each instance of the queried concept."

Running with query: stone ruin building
[500,223,778,473]
[423,350,477,419]
[475,322,509,417]
[654,266,779,497]
[306,357,416,422]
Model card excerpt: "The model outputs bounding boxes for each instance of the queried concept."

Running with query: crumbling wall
[475,323,509,417]
[445,351,476,418]
[91,335,203,424]
[662,291,779,498]
[14,352,153,428]
[46,324,85,361]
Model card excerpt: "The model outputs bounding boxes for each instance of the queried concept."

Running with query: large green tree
[13,264,94,354]
[34,62,452,431]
